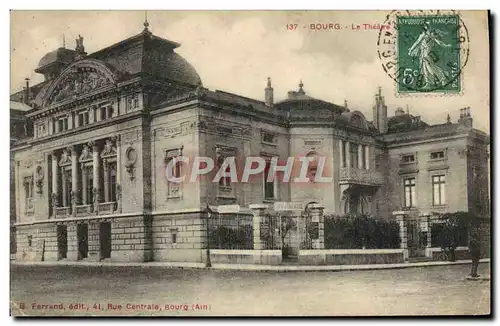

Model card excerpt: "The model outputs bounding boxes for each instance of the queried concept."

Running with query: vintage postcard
[9,10,491,316]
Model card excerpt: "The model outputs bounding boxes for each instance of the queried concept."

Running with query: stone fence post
[250,204,268,250]
[309,204,324,249]
[393,211,408,261]
[420,212,432,257]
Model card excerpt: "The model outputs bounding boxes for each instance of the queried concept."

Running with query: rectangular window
[432,175,446,205]
[23,176,33,211]
[58,119,64,132]
[430,151,445,160]
[171,229,178,244]
[402,154,415,163]
[264,160,275,200]
[100,107,106,121]
[360,145,366,169]
[27,235,32,247]
[403,177,416,208]
[108,162,117,202]
[350,143,358,168]
[342,141,347,168]
[85,166,93,205]
[107,106,114,119]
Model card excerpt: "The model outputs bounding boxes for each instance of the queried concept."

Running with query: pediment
[43,59,117,107]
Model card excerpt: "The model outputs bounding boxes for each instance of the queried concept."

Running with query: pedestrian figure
[468,220,481,279]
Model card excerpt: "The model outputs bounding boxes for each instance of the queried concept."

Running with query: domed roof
[147,51,202,86]
[36,47,77,71]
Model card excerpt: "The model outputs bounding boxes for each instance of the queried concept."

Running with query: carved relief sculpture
[35,165,44,194]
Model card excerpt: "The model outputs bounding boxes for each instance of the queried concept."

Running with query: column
[420,213,432,257]
[61,170,67,207]
[339,139,344,168]
[103,160,109,202]
[250,204,268,250]
[51,153,58,214]
[89,107,95,123]
[81,165,87,205]
[116,136,122,212]
[365,145,370,170]
[95,107,101,122]
[310,204,324,249]
[358,144,364,169]
[70,146,78,216]
[393,211,408,261]
[68,113,73,130]
[74,112,80,128]
[91,141,100,214]
[345,141,351,168]
[48,119,53,135]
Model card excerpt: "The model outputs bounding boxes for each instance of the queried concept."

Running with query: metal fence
[208,213,253,250]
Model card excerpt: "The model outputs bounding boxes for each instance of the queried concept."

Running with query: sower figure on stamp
[468,219,481,279]
[408,20,451,90]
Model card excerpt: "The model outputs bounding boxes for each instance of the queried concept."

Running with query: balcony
[75,204,93,217]
[55,206,71,218]
[339,167,383,186]
[98,202,117,215]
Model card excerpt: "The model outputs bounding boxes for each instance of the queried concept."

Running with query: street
[10,263,490,316]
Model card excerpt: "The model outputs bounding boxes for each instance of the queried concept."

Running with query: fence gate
[407,218,426,258]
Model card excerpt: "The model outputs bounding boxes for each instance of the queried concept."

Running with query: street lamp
[205,203,213,268]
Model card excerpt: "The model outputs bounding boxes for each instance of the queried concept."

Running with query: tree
[436,211,473,262]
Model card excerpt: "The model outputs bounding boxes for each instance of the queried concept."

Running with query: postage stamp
[378,10,470,95]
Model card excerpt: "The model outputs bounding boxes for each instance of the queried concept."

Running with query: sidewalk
[11,258,490,272]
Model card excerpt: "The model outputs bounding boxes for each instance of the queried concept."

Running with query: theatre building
[10,23,490,264]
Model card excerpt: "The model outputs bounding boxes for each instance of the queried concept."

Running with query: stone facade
[10,26,490,264]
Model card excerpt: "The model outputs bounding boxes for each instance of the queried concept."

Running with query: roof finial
[406,104,410,115]
[267,77,272,88]
[446,113,451,124]
[298,80,305,94]
[378,86,382,97]
[62,34,66,48]
[344,99,348,109]
[143,11,150,31]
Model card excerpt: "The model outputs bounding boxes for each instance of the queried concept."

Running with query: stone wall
[151,212,206,263]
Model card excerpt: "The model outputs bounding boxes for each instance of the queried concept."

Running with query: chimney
[372,87,388,133]
[24,78,30,105]
[458,107,473,128]
[265,77,274,107]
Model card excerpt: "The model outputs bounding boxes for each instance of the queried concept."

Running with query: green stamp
[378,11,470,95]
[397,15,461,93]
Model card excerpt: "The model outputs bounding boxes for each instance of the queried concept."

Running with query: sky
[10,10,490,133]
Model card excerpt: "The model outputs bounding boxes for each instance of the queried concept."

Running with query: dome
[36,47,77,71]
[148,51,202,86]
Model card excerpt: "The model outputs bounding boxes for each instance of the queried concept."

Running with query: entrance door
[407,219,425,257]
[99,222,112,260]
[281,215,299,262]
[77,223,88,260]
[57,225,68,260]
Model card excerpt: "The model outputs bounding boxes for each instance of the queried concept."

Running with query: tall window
[432,175,446,205]
[360,145,366,169]
[264,160,275,200]
[85,166,93,204]
[217,156,231,188]
[108,162,117,202]
[23,176,33,210]
[349,142,358,168]
[341,141,347,168]
[404,177,416,208]
[64,172,72,207]
[78,111,90,127]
